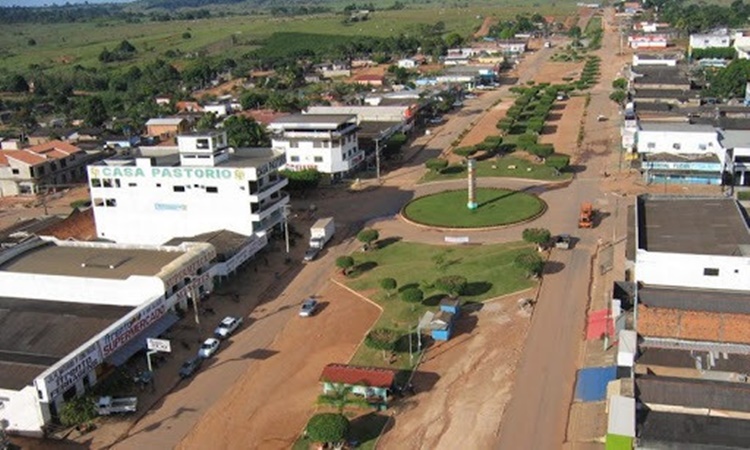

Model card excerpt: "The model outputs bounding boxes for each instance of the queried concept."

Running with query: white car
[198,338,220,359]
[214,316,242,339]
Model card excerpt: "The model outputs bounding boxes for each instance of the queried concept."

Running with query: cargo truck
[309,218,335,249]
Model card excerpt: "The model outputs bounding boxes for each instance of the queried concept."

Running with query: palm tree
[317,383,370,413]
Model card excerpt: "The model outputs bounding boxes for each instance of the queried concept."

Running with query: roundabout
[401,187,546,229]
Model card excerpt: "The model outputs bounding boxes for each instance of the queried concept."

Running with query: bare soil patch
[457,102,509,148]
[474,16,497,38]
[377,293,533,449]
[540,96,585,157]
[534,61,585,85]
[177,283,380,450]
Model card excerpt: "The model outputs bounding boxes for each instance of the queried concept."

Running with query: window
[11,168,19,175]
[128,182,137,187]
[115,179,121,188]
[196,138,209,149]
[156,183,162,188]
[91,178,102,187]
[94,198,104,207]
[647,143,655,149]
[313,141,323,148]
[103,178,113,188]
[50,163,57,171]
[206,186,218,193]
[699,144,707,150]
[672,143,681,150]
[173,186,186,192]
[314,156,323,163]
[290,156,300,162]
[105,198,117,207]
[703,268,720,276]
[290,141,299,148]
[60,159,67,168]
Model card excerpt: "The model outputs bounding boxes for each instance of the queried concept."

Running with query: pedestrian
[263,257,269,266]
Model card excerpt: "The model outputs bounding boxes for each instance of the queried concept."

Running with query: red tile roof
[2,150,47,166]
[236,109,290,125]
[354,74,385,81]
[27,140,82,158]
[320,364,397,388]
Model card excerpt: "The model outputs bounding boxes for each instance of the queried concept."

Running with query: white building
[636,122,722,158]
[203,103,231,118]
[269,114,363,180]
[634,195,750,291]
[719,129,750,186]
[689,33,731,51]
[0,237,215,435]
[632,53,679,67]
[734,32,750,59]
[88,130,288,245]
[629,35,668,49]
[397,58,418,69]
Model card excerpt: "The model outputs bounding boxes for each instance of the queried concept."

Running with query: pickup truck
[96,396,137,415]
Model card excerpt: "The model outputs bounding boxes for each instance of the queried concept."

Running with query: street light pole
[375,138,381,185]
[283,204,290,254]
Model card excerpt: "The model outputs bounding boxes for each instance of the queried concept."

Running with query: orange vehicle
[578,202,594,228]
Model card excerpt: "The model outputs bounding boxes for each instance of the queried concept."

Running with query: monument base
[467,202,478,210]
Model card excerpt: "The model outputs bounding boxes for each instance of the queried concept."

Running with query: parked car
[428,116,445,125]
[554,234,572,249]
[299,298,319,317]
[214,316,242,339]
[198,338,220,358]
[303,247,321,262]
[179,357,203,378]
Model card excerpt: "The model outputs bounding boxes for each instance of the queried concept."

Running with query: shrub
[380,278,397,296]
[612,78,627,90]
[335,256,355,275]
[529,143,554,159]
[483,135,503,145]
[365,328,399,351]
[426,158,449,172]
[514,253,545,278]
[516,133,538,151]
[545,153,571,171]
[434,275,468,298]
[306,413,350,445]
[609,89,627,104]
[401,287,424,303]
[357,229,380,250]
[522,228,552,245]
[59,396,97,427]
[497,118,514,132]
[453,146,477,157]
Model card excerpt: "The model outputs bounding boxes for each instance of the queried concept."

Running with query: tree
[522,228,552,247]
[514,253,545,278]
[222,115,269,147]
[59,396,97,427]
[317,383,369,413]
[305,413,349,447]
[336,256,355,275]
[425,158,449,173]
[364,327,400,360]
[434,275,468,298]
[6,74,29,92]
[357,229,379,250]
[401,287,424,303]
[117,39,136,54]
[27,38,36,46]
[81,96,108,127]
[707,59,750,99]
[380,278,397,297]
[240,90,269,110]
[611,78,628,90]
[609,89,627,105]
[444,32,464,48]
[196,113,218,131]
[281,168,322,191]
[545,154,570,172]
[182,31,192,39]
[568,26,582,39]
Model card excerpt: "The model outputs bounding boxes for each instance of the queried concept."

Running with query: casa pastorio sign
[90,166,245,180]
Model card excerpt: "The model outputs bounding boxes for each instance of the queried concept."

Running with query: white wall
[275,134,362,175]
[690,34,731,49]
[637,128,722,159]
[636,249,750,290]
[89,164,287,244]
[0,386,46,436]
[632,55,677,66]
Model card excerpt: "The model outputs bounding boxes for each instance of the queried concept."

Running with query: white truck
[96,396,138,415]
[309,218,335,249]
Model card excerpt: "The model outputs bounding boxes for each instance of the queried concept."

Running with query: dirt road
[498,7,624,450]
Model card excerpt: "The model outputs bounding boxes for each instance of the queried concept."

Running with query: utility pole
[283,204,291,254]
[375,138,381,185]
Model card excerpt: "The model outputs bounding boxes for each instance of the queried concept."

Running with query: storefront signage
[155,203,187,212]
[37,343,102,402]
[226,234,268,273]
[100,299,168,358]
[91,166,238,180]
[257,155,286,177]
[167,272,212,307]
[643,161,721,171]
[163,250,215,289]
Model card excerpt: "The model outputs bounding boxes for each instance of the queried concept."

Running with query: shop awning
[106,312,180,367]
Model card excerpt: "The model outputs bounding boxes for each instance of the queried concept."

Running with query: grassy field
[420,155,573,183]
[402,188,544,228]
[345,240,536,369]
[0,2,577,73]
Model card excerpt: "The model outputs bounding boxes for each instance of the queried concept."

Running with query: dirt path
[377,294,532,449]
[474,16,497,38]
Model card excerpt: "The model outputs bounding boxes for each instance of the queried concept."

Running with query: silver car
[214,316,242,339]
[299,298,319,317]
[198,338,220,358]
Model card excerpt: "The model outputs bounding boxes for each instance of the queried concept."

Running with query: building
[314,62,351,79]
[88,130,288,245]
[269,114,363,180]
[636,122,725,184]
[0,141,98,196]
[203,103,231,118]
[632,53,680,67]
[719,129,750,186]
[631,66,691,91]
[145,117,190,139]
[320,363,397,406]
[397,58,418,69]
[496,39,527,54]
[353,74,385,87]
[689,32,732,52]
[0,237,215,435]
[628,34,668,49]
[734,31,750,59]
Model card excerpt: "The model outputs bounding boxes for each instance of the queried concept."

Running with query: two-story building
[269,114,363,180]
[88,130,288,245]
[0,141,96,196]
[689,32,732,53]
[145,117,190,139]
[636,122,725,185]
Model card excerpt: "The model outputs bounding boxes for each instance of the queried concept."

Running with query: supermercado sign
[91,166,244,180]
[36,343,102,402]
[100,299,168,358]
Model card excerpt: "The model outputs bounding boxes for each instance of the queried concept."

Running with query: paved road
[497,8,622,450]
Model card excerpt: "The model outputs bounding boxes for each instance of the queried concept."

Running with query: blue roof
[575,366,617,402]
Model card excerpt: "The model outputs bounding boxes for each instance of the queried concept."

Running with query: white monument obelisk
[467,158,477,210]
